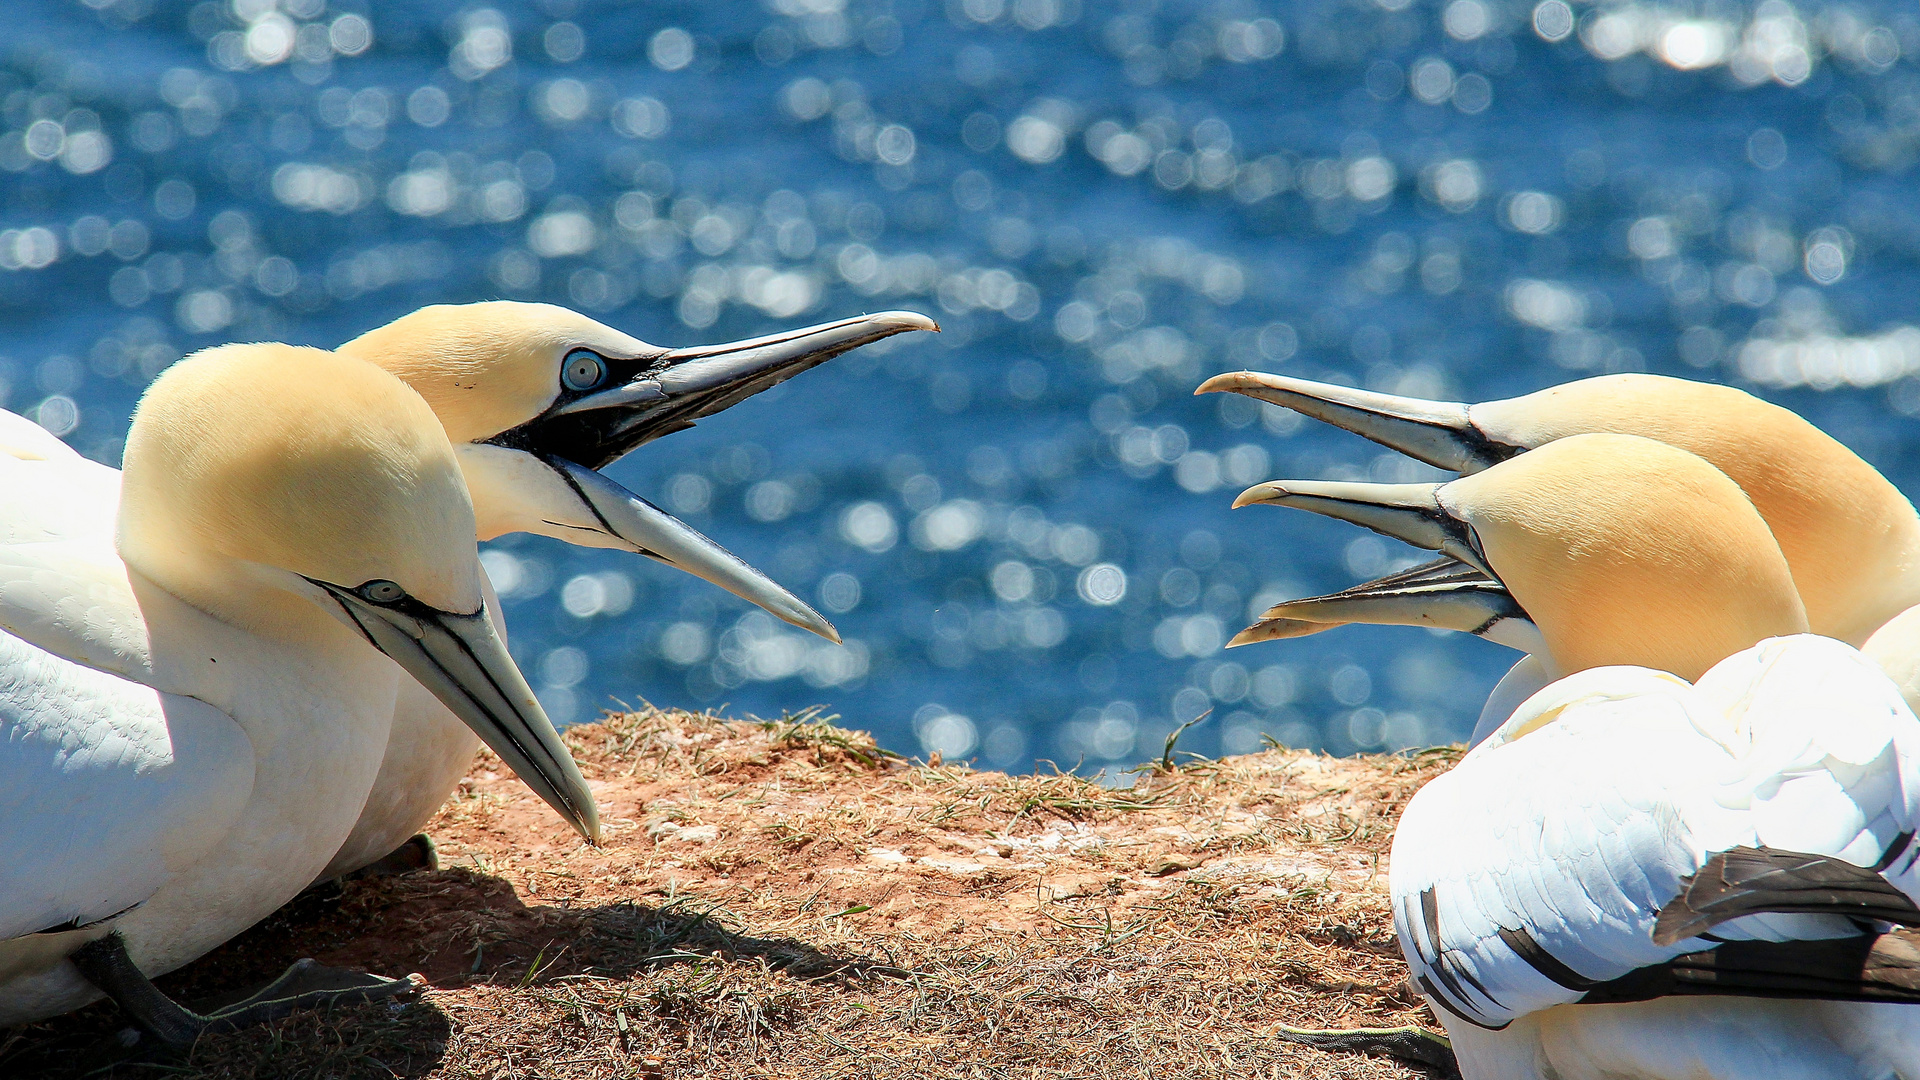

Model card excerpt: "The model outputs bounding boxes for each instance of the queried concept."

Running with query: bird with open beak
[0,344,597,1038]
[1251,436,1920,1078]
[324,302,938,881]
[1199,370,1920,741]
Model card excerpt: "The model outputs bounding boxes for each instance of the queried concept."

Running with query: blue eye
[562,349,607,392]
[358,580,406,604]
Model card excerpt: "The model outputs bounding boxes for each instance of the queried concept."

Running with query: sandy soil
[2,705,1459,1079]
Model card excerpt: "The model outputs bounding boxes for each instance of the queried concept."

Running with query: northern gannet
[1235,434,1808,682]
[324,303,935,880]
[1203,371,1920,735]
[1380,635,1920,1079]
[0,344,594,1041]
[1251,436,1920,1077]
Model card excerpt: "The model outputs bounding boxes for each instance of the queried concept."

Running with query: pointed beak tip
[1232,484,1281,509]
[1226,628,1262,648]
[1195,372,1249,396]
[780,603,840,643]
[877,310,940,334]
[351,595,605,849]
[798,615,842,644]
[567,799,602,844]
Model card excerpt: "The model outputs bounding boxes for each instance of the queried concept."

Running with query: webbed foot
[70,931,420,1050]
[344,833,440,882]
[1277,1024,1460,1078]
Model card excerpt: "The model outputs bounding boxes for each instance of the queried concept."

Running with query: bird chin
[451,443,836,643]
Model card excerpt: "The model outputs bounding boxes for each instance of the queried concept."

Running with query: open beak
[502,310,939,470]
[1230,479,1546,654]
[1230,556,1542,654]
[467,311,935,642]
[320,586,600,843]
[533,453,839,642]
[1197,371,1524,475]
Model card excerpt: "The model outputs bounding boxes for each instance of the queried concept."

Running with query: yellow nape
[1475,373,1920,645]
[337,301,653,445]
[1446,432,1808,683]
[117,343,481,629]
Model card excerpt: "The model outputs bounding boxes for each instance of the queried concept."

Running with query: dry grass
[2,705,1461,1079]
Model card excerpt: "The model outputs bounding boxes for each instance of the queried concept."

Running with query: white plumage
[0,306,935,903]
[0,432,388,1022]
[0,344,595,1030]
[1235,432,1920,1074]
[1400,634,1920,1078]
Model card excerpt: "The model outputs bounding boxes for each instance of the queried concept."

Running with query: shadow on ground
[0,867,895,1079]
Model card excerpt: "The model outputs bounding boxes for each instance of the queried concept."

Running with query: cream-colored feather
[1440,434,1808,681]
[118,343,481,633]
[1470,374,1920,646]
[1236,433,1808,683]
[337,300,654,444]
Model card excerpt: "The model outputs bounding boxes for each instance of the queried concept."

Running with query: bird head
[1235,433,1809,682]
[118,343,599,842]
[338,301,937,642]
[1202,370,1920,645]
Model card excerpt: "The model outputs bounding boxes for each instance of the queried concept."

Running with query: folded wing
[0,431,253,949]
[1393,636,1920,1029]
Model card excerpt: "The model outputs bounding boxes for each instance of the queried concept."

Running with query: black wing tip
[1586,928,1920,1006]
[1653,845,1920,947]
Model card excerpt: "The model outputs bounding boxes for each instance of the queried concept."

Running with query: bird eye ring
[562,349,607,392]
[358,579,407,604]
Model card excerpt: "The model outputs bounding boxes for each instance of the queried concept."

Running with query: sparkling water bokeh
[5,0,1920,775]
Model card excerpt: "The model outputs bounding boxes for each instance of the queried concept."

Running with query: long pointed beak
[519,311,938,470]
[1233,478,1496,578]
[543,455,839,642]
[1197,372,1523,475]
[1230,557,1541,653]
[1227,617,1336,647]
[323,587,600,843]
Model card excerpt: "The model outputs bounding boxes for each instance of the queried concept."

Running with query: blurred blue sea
[4,0,1919,774]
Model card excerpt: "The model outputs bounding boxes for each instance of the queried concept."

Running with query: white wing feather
[0,410,85,465]
[1394,635,1920,1030]
[0,430,143,680]
[0,435,253,942]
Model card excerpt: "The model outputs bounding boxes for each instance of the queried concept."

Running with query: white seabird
[322,302,936,881]
[1391,636,1920,1079]
[1248,435,1920,1077]
[1203,370,1920,735]
[0,344,596,1041]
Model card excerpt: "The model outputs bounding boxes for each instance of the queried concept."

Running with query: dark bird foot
[344,833,440,882]
[295,832,441,905]
[1277,1024,1461,1078]
[70,931,421,1051]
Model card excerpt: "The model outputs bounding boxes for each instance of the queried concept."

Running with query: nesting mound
[6,707,1458,1079]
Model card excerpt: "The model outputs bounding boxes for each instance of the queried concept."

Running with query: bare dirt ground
[2,706,1460,1079]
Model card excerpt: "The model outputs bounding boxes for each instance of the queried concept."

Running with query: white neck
[126,566,396,732]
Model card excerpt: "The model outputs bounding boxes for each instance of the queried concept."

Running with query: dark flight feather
[1652,846,1920,947]
[1578,929,1920,1005]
